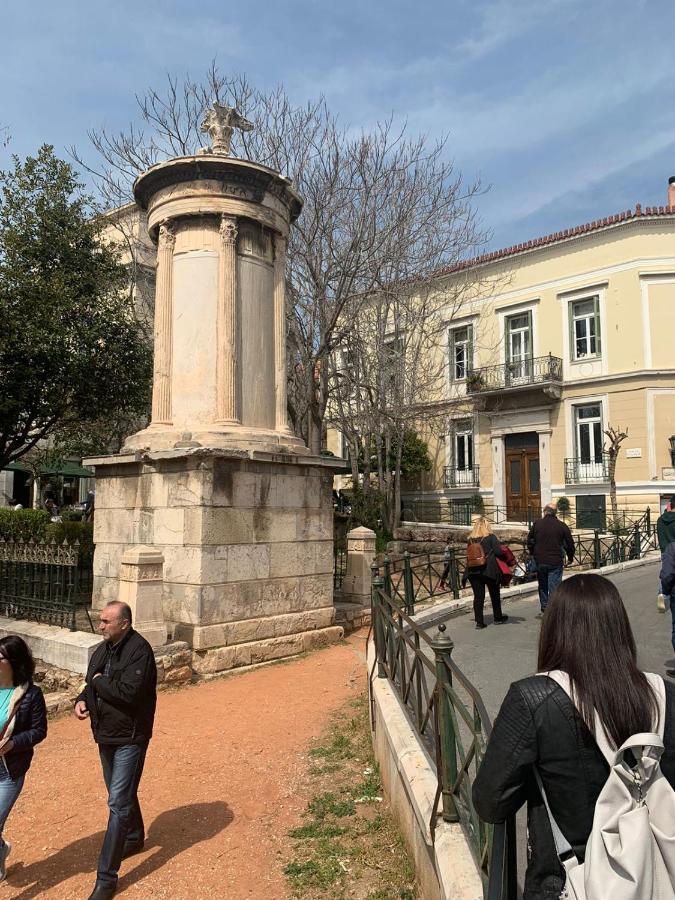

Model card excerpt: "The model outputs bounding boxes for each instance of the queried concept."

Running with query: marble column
[151,223,175,425]
[217,215,240,424]
[273,234,292,434]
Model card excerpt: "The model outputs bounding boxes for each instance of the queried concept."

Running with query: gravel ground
[1,632,367,899]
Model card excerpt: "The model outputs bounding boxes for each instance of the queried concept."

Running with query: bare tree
[73,65,487,453]
[605,424,629,525]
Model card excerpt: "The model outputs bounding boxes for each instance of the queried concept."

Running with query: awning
[5,460,94,478]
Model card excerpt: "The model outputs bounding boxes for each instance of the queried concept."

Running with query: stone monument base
[88,447,343,673]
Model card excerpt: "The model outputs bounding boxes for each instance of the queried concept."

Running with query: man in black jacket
[75,601,157,900]
[527,503,575,614]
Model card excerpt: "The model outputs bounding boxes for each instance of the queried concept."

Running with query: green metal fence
[0,537,94,631]
[369,568,517,898]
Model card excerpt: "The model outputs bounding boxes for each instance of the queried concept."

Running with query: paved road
[423,560,670,722]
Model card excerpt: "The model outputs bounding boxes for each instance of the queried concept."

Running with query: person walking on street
[660,542,675,678]
[657,496,675,612]
[75,601,157,900]
[0,636,47,882]
[527,502,575,615]
[462,517,509,629]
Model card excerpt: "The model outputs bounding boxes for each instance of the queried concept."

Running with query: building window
[506,311,533,380]
[569,296,601,360]
[453,420,474,473]
[384,334,404,402]
[574,403,605,477]
[449,325,473,381]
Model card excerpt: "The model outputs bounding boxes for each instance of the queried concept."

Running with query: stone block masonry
[90,448,342,672]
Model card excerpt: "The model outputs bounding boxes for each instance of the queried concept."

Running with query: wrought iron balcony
[443,465,480,488]
[564,453,610,484]
[465,354,563,399]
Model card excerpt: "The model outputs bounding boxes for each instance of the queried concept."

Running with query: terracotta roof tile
[439,204,675,275]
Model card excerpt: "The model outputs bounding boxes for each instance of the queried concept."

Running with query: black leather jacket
[472,675,675,900]
[77,629,157,746]
[4,684,47,780]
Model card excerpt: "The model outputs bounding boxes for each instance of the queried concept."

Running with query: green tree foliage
[390,430,432,481]
[0,146,152,470]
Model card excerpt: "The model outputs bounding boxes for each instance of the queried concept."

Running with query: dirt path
[3,632,367,900]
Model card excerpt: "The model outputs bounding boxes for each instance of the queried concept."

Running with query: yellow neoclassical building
[380,190,675,526]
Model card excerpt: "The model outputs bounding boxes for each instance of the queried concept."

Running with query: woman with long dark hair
[472,574,675,900]
[0,636,47,882]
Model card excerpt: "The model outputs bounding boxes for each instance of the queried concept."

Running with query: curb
[411,552,661,629]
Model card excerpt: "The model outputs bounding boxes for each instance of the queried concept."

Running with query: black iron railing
[370,572,517,897]
[570,515,658,569]
[443,466,480,488]
[402,499,539,527]
[466,354,562,394]
[333,546,347,590]
[0,537,94,631]
[564,453,610,483]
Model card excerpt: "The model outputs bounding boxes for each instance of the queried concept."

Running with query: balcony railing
[466,354,563,394]
[564,453,610,484]
[443,465,480,488]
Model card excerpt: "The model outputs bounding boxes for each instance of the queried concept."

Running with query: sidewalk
[2,633,367,900]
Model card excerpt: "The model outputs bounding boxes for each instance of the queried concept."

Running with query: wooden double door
[505,433,541,521]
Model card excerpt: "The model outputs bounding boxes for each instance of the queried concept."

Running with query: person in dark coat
[75,602,157,900]
[660,542,675,678]
[472,574,675,900]
[527,503,575,613]
[0,635,47,882]
[462,516,509,629]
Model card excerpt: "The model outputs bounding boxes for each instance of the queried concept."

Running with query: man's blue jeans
[96,743,148,889]
[536,563,563,612]
[0,762,24,836]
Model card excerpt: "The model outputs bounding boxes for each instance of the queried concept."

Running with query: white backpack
[534,671,675,900]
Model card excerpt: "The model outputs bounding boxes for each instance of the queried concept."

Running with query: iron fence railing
[402,499,539,527]
[443,466,480,488]
[0,537,94,631]
[570,519,659,570]
[369,571,517,897]
[564,453,610,483]
[466,354,562,394]
[333,546,347,590]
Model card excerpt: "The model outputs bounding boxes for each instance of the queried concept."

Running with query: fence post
[647,506,651,533]
[403,551,415,616]
[371,567,386,679]
[593,530,602,569]
[383,555,392,598]
[633,521,641,559]
[431,623,459,822]
[449,548,460,599]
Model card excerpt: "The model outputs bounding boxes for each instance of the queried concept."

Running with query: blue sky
[2,0,674,251]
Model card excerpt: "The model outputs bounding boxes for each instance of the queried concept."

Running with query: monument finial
[199,102,254,156]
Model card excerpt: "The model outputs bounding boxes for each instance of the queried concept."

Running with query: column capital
[273,232,288,257]
[220,215,238,245]
[158,222,176,250]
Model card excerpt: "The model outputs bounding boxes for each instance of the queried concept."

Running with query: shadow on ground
[7,801,233,899]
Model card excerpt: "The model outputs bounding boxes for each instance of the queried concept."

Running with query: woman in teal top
[0,636,47,882]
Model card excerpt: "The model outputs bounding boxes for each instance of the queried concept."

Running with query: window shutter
[594,295,602,356]
[505,317,511,365]
[448,329,456,382]
[568,301,575,361]
[467,324,474,375]
[526,309,534,360]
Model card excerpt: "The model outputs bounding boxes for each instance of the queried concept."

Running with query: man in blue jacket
[75,602,157,900]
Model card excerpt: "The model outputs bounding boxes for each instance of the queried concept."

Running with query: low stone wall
[391,522,528,556]
[367,640,483,900]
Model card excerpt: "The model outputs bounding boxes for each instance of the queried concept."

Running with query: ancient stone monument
[88,105,342,670]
